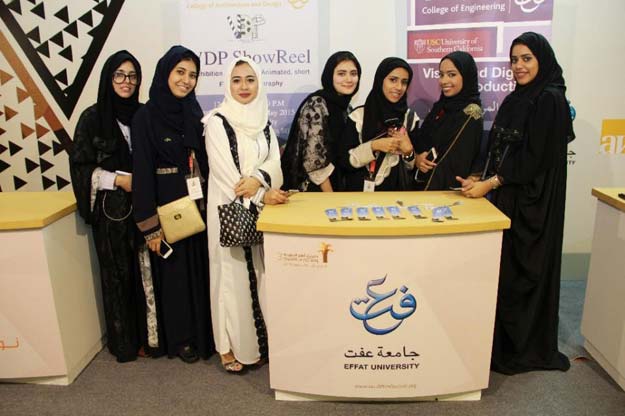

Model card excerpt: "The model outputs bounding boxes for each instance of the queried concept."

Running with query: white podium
[581,187,625,391]
[258,191,510,401]
[0,192,104,385]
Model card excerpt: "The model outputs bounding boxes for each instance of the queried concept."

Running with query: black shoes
[177,345,199,364]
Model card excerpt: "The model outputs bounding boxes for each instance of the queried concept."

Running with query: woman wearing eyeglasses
[70,50,145,362]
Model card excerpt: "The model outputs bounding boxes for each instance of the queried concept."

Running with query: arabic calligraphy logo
[319,242,333,263]
[350,276,417,335]
[514,0,545,13]
[226,14,266,41]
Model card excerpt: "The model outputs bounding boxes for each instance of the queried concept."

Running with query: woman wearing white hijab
[203,57,287,372]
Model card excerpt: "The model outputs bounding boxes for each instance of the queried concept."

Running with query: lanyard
[368,152,380,180]
[189,150,195,173]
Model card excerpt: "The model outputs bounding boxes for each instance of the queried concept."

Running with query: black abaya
[131,46,214,359]
[69,51,144,363]
[415,51,483,190]
[487,32,573,374]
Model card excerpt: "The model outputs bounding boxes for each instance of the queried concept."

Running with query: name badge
[386,206,404,219]
[340,207,354,221]
[363,179,375,193]
[407,205,425,219]
[356,207,370,221]
[372,205,387,220]
[441,206,457,220]
[186,177,203,200]
[325,208,339,222]
[432,206,456,222]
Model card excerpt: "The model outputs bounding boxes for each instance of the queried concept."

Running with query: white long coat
[204,114,282,364]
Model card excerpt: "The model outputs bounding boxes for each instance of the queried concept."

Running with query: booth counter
[258,191,510,401]
[0,192,104,385]
[581,187,625,391]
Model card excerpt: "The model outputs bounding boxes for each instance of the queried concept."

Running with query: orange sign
[600,119,625,154]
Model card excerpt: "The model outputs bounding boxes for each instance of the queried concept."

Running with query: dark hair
[331,51,358,69]
[177,53,198,70]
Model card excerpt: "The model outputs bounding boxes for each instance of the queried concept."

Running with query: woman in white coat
[203,57,288,372]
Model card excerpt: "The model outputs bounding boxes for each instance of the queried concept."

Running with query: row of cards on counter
[325,205,457,222]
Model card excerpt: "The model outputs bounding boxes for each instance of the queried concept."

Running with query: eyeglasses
[113,71,138,85]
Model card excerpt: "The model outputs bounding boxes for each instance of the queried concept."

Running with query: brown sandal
[220,353,244,373]
[222,359,244,372]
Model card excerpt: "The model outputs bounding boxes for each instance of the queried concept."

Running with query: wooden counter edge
[258,218,511,236]
[591,188,625,214]
[0,202,77,231]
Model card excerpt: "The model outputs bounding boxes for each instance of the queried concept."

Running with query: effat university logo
[349,276,417,335]
[319,242,333,263]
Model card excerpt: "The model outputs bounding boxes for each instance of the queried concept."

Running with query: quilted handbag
[157,195,206,243]
[218,199,263,247]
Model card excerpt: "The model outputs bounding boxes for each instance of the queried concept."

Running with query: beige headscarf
[204,56,268,137]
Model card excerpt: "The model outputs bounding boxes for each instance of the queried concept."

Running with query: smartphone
[426,147,438,162]
[384,117,402,129]
[115,170,131,176]
[159,240,173,259]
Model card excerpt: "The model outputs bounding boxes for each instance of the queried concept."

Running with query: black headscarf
[146,45,203,150]
[361,57,413,142]
[96,50,141,139]
[316,51,362,138]
[281,51,361,189]
[419,51,481,147]
[494,32,572,136]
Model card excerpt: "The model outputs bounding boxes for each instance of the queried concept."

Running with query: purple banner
[407,0,554,124]
[413,0,553,25]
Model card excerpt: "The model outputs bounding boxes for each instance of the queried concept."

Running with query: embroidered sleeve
[90,167,103,212]
[300,97,332,174]
[308,163,335,185]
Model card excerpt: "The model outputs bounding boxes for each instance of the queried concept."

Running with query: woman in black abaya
[70,50,143,362]
[132,46,214,363]
[414,51,483,190]
[281,51,361,192]
[337,57,419,192]
[457,32,574,374]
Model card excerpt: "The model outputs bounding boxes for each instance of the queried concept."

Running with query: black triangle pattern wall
[0,61,69,191]
[0,0,126,192]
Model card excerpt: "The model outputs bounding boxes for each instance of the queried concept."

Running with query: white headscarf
[206,56,268,137]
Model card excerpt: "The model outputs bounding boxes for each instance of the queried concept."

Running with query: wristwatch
[402,150,415,162]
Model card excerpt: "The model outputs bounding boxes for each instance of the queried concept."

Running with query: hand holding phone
[426,147,438,162]
[159,240,173,259]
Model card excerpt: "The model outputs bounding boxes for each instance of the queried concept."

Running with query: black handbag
[215,113,271,247]
[218,199,263,247]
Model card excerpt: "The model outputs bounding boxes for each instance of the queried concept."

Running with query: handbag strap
[424,104,482,191]
[214,113,271,174]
